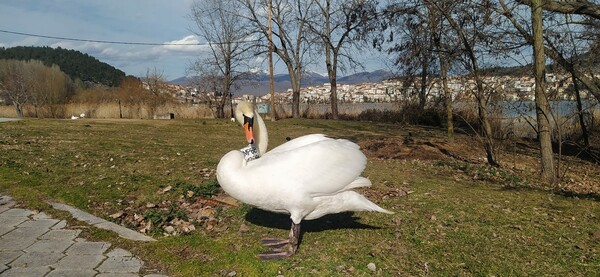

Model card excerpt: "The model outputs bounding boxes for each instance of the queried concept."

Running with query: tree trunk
[289,67,301,118]
[531,0,557,184]
[14,103,23,118]
[419,66,428,111]
[329,73,338,119]
[440,58,453,140]
[477,95,499,166]
[323,0,338,120]
[572,72,589,147]
[434,33,453,140]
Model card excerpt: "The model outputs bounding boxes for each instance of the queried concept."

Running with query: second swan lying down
[217,101,393,259]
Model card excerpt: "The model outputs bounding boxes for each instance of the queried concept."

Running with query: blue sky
[0,0,388,80]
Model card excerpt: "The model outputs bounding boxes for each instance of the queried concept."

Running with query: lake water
[273,100,599,118]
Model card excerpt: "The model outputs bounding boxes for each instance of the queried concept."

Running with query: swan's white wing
[264,134,329,156]
[247,137,368,197]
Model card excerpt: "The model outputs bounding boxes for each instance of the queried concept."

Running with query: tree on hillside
[239,0,315,118]
[190,0,255,118]
[305,0,377,119]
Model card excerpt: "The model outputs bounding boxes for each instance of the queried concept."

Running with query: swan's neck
[254,112,268,156]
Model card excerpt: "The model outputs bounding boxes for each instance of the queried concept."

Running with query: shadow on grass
[245,208,380,233]
[502,184,600,202]
[245,209,381,250]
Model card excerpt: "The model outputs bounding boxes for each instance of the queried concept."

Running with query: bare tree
[498,0,600,182]
[0,60,33,117]
[190,0,255,118]
[517,0,600,19]
[378,1,458,138]
[306,0,377,119]
[144,66,171,118]
[425,0,501,167]
[499,0,600,102]
[379,1,438,111]
[30,62,73,117]
[427,2,456,140]
[239,0,314,118]
[531,0,557,183]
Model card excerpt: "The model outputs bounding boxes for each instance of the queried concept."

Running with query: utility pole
[268,0,276,121]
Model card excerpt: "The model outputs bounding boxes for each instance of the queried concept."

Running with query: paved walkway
[0,195,168,277]
[0,118,20,123]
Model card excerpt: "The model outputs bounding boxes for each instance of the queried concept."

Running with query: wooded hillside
[0,46,125,87]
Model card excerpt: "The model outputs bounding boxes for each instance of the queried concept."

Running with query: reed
[0,102,214,119]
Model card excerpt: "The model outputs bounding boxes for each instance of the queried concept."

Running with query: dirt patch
[359,131,600,197]
[358,134,482,163]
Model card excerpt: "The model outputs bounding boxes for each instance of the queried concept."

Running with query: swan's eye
[243,115,254,127]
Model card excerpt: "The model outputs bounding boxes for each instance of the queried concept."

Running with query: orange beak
[244,122,255,144]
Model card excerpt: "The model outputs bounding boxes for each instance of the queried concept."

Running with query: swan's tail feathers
[344,177,372,190]
[305,191,394,220]
[361,195,395,215]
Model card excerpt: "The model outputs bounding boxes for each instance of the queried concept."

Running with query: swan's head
[235,102,256,144]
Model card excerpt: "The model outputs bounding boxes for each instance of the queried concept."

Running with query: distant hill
[171,69,393,96]
[0,46,126,87]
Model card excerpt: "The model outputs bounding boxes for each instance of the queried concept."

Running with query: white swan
[217,102,393,259]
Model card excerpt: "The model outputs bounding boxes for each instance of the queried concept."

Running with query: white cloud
[161,35,209,53]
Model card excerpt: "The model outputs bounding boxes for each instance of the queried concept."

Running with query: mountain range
[170,69,393,96]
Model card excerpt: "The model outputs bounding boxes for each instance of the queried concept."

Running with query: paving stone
[96,256,143,273]
[18,218,60,229]
[48,202,105,225]
[40,229,82,240]
[2,226,50,240]
[56,254,106,269]
[0,225,15,236]
[106,248,133,257]
[32,211,52,219]
[0,208,32,217]
[0,237,36,250]
[0,250,23,264]
[0,215,28,228]
[9,252,64,267]
[0,197,168,277]
[25,238,75,253]
[67,241,111,255]
[0,195,13,205]
[0,266,51,276]
[94,221,156,242]
[52,220,68,229]
[96,273,139,277]
[46,268,99,277]
[0,204,13,214]
[0,200,16,213]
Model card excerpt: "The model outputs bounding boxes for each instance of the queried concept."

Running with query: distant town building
[148,73,597,105]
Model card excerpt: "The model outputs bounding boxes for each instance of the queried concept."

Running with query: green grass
[0,118,598,276]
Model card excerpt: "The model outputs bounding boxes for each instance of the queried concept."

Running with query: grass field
[1,118,598,276]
